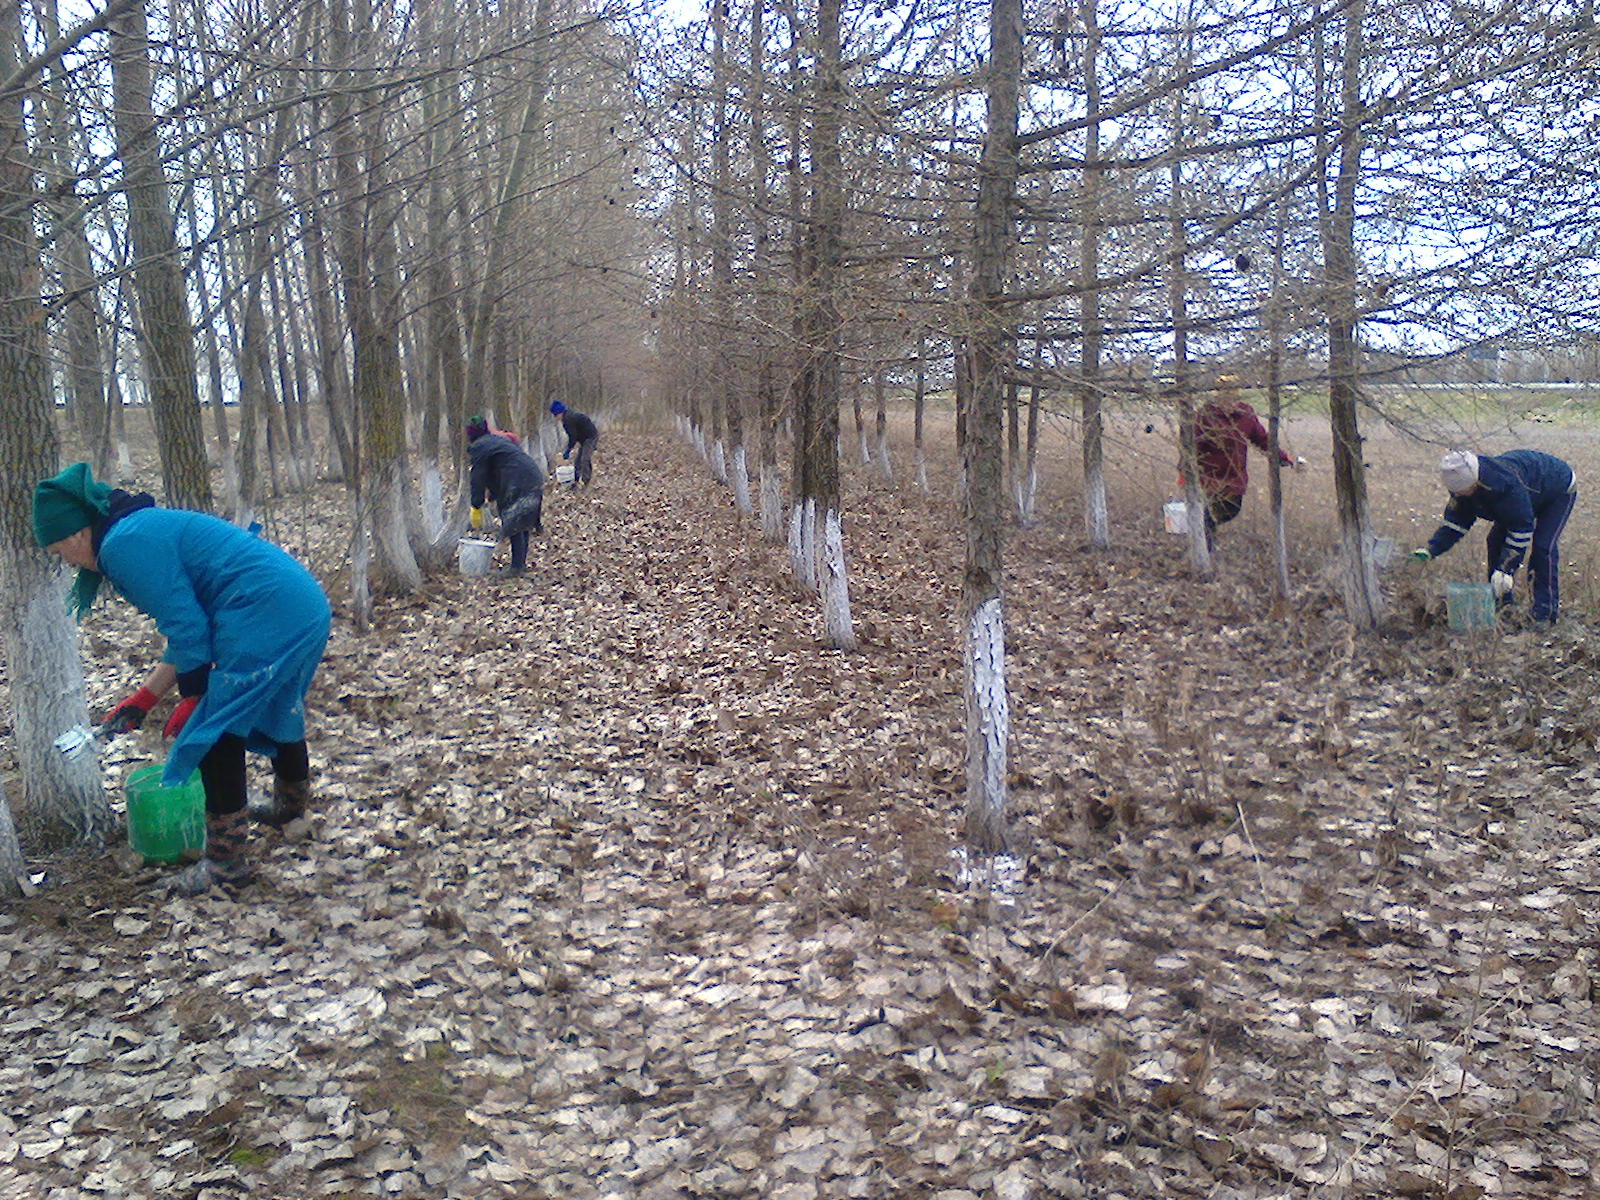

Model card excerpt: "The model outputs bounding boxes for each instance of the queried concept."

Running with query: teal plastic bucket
[125,765,206,864]
[1445,581,1496,632]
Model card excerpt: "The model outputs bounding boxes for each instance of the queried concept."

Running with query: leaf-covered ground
[2,423,1598,1199]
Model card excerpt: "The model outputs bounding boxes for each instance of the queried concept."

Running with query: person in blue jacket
[550,400,599,489]
[1412,449,1578,623]
[33,462,332,895]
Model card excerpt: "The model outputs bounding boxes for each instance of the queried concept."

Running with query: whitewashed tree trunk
[788,501,818,595]
[964,596,1009,840]
[0,0,114,852]
[960,0,1021,853]
[873,364,894,485]
[1078,0,1109,549]
[820,506,855,649]
[711,440,728,482]
[420,464,445,540]
[9,586,112,843]
[760,463,783,542]
[730,445,753,516]
[1015,461,1037,526]
[371,462,423,591]
[1322,0,1383,627]
[1168,22,1212,577]
[0,783,22,897]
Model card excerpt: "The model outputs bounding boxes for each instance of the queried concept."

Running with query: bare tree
[962,0,1022,854]
[873,364,893,484]
[326,0,421,598]
[1077,0,1109,548]
[790,0,854,649]
[108,0,211,511]
[749,0,784,541]
[0,0,112,859]
[1319,0,1382,627]
[710,0,751,515]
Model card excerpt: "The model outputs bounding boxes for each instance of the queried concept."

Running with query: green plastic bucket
[1445,581,1496,632]
[125,764,206,865]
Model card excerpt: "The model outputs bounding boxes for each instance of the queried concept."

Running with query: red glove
[163,696,200,739]
[102,687,160,734]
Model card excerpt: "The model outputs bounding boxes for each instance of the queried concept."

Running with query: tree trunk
[961,0,1022,854]
[913,335,929,493]
[0,0,113,857]
[33,0,111,479]
[329,0,421,594]
[852,376,870,467]
[797,0,853,648]
[1323,0,1382,627]
[1168,29,1211,576]
[1018,333,1042,525]
[750,0,783,541]
[109,1,212,512]
[1267,193,1292,602]
[874,365,894,484]
[1004,378,1019,511]
[711,0,750,516]
[1079,0,1109,548]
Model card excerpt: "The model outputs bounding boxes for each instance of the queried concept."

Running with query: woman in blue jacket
[1413,449,1577,623]
[34,462,331,895]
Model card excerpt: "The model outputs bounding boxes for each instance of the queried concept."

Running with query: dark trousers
[199,734,309,816]
[498,490,544,569]
[1203,493,1244,550]
[573,436,597,485]
[1486,489,1577,621]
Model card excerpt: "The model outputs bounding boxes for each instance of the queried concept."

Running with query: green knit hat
[33,462,113,619]
[33,462,111,546]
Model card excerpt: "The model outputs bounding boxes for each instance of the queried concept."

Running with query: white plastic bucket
[554,463,576,485]
[1163,500,1190,535]
[457,537,495,576]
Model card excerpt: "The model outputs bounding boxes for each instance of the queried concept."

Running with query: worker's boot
[248,776,310,828]
[165,810,255,896]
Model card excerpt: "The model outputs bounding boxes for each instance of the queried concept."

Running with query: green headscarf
[32,462,113,619]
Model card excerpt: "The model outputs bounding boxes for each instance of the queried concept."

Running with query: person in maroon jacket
[1194,377,1300,548]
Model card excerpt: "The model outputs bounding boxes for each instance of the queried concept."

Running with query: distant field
[862,391,1600,617]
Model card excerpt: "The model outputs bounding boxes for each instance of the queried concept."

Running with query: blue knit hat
[549,400,566,416]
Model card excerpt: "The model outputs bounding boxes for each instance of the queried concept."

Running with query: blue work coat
[97,509,332,785]
[1425,450,1576,572]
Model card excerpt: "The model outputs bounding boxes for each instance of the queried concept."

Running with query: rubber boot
[165,810,255,895]
[248,777,310,827]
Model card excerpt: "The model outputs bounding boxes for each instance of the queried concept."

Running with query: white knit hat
[1439,450,1480,494]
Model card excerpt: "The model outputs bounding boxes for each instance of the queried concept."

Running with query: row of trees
[2,0,1598,873]
[647,0,1600,844]
[0,0,660,884]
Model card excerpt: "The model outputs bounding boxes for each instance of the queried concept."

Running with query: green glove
[1410,548,1431,562]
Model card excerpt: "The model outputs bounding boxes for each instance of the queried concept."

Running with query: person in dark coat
[1412,449,1577,622]
[34,462,331,895]
[467,415,544,577]
[550,400,599,488]
[1193,379,1298,548]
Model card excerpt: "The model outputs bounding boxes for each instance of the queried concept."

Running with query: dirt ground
[1,407,1597,1199]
